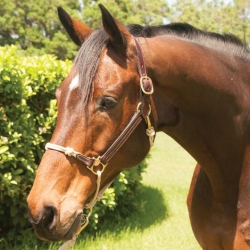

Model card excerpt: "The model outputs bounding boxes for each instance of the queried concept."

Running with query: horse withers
[27,5,250,250]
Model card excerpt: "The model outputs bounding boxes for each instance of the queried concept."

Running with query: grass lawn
[4,132,201,249]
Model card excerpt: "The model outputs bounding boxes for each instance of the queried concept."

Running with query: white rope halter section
[45,143,81,157]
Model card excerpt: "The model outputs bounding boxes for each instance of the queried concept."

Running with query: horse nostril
[41,206,57,230]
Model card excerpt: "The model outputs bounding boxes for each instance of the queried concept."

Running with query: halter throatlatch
[45,37,155,250]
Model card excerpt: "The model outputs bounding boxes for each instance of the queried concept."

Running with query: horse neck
[144,36,250,201]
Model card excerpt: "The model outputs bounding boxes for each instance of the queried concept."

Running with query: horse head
[27,5,157,242]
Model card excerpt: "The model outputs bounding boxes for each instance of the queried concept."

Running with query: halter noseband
[46,37,155,249]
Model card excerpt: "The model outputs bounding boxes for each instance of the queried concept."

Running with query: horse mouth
[31,212,82,242]
[60,213,82,241]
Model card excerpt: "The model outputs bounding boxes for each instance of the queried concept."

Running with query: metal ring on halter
[87,156,107,175]
[136,102,152,116]
[136,102,142,112]
[79,207,92,232]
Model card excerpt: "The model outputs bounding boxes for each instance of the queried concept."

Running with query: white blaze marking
[69,74,80,91]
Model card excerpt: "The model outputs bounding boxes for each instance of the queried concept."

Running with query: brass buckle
[140,76,154,95]
[87,156,107,175]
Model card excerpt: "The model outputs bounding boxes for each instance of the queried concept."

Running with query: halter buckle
[140,76,154,95]
[87,156,107,175]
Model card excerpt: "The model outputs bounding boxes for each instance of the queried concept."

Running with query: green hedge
[0,46,147,240]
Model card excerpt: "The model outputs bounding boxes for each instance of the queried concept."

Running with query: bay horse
[27,4,250,250]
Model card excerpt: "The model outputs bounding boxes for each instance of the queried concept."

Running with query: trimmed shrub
[0,46,147,239]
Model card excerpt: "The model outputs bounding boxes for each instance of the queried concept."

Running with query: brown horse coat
[27,5,250,250]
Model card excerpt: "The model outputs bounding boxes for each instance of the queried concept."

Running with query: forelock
[74,29,109,106]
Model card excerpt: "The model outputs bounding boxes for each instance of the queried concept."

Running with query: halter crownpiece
[45,36,155,250]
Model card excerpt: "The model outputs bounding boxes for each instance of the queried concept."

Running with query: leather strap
[46,111,143,171]
[100,110,143,164]
[76,154,94,167]
[71,111,142,169]
[134,37,147,77]
[134,37,154,120]
[134,38,154,96]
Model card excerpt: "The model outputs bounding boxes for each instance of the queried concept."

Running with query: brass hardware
[140,76,154,95]
[79,207,93,234]
[136,102,142,112]
[145,107,155,147]
[137,102,151,116]
[87,156,107,175]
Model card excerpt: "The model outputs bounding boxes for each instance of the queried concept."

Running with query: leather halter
[46,37,154,175]
[46,37,155,248]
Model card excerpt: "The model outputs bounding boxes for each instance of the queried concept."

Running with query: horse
[27,4,250,250]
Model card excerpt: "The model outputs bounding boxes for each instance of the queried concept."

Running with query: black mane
[128,22,249,56]
[74,22,249,106]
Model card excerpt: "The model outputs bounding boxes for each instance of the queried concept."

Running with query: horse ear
[99,4,131,50]
[57,6,92,46]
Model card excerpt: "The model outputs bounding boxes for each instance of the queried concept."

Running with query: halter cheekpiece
[45,37,155,248]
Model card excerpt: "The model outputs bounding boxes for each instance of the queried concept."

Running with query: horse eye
[99,97,117,110]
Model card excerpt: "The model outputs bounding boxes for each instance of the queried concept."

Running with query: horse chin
[33,213,82,242]
[61,213,82,241]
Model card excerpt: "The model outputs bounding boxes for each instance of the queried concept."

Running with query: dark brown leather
[134,37,147,77]
[134,38,154,95]
[134,38,154,119]
[100,111,143,164]
[74,111,143,168]
[76,154,94,167]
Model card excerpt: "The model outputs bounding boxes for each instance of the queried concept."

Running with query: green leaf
[13,169,23,176]
[0,146,9,154]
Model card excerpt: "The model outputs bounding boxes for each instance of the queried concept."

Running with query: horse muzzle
[28,205,82,242]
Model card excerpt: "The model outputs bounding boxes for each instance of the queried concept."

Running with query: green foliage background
[0,46,147,240]
[0,45,70,234]
[0,0,249,60]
